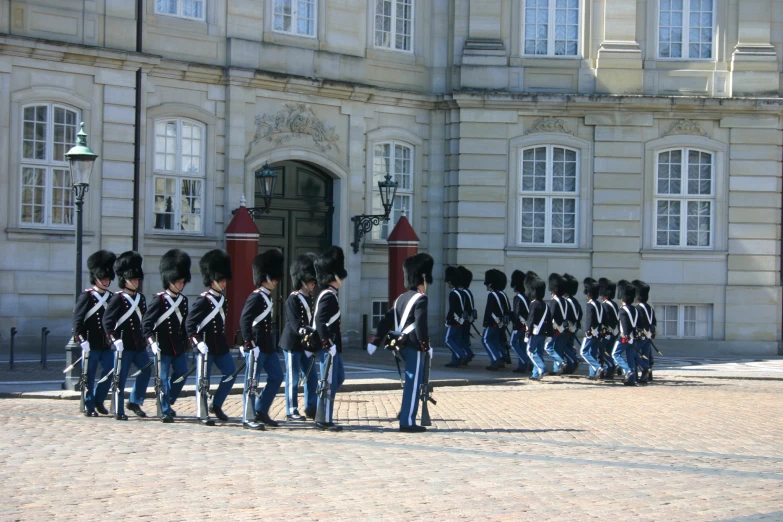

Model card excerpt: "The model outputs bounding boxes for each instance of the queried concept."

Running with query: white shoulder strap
[516,293,530,314]
[395,293,423,335]
[622,305,638,328]
[85,290,110,320]
[295,292,313,324]
[451,288,464,309]
[312,289,340,328]
[197,294,225,333]
[116,293,141,328]
[534,302,549,334]
[252,290,273,326]
[589,300,603,324]
[641,303,653,325]
[490,292,503,323]
[153,293,184,330]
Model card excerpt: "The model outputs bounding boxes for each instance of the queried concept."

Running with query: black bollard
[9,327,17,370]
[362,314,368,349]
[41,327,50,369]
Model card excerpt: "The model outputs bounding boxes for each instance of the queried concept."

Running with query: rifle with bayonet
[419,351,436,426]
[314,335,335,425]
[197,351,214,425]
[384,330,406,387]
[242,349,259,424]
[78,352,89,414]
[110,350,123,415]
[153,353,163,418]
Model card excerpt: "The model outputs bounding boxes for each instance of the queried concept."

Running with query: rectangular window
[155,0,205,21]
[372,300,389,329]
[523,0,579,57]
[519,145,579,246]
[20,104,78,228]
[371,141,414,240]
[153,119,206,233]
[657,304,711,338]
[658,0,713,59]
[273,0,317,37]
[655,148,714,248]
[375,0,413,52]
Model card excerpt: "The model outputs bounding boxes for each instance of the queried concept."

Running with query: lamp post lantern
[234,162,279,219]
[65,122,98,300]
[350,172,399,253]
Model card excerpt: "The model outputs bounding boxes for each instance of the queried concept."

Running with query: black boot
[209,404,228,422]
[305,407,317,419]
[84,410,99,417]
[95,403,109,415]
[126,402,146,418]
[315,422,343,432]
[255,412,279,428]
[243,421,264,430]
[399,425,427,433]
[161,414,174,423]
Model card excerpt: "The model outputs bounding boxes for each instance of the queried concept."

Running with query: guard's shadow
[534,379,725,388]
[429,427,586,434]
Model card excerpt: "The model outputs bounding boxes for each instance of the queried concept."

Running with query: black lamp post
[351,172,398,253]
[237,162,279,219]
[64,123,98,300]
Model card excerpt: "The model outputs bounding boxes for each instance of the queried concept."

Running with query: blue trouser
[482,326,503,363]
[84,348,113,412]
[461,325,475,357]
[600,335,617,375]
[635,339,651,377]
[316,351,345,424]
[510,330,531,370]
[526,335,547,378]
[400,347,425,427]
[580,336,602,377]
[561,332,579,372]
[243,351,284,418]
[612,340,635,381]
[195,351,236,409]
[445,325,467,364]
[159,352,188,416]
[284,350,317,416]
[115,349,151,416]
[544,333,567,371]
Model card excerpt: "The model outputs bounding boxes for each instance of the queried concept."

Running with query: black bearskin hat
[632,280,650,303]
[291,253,317,289]
[199,249,232,287]
[584,277,596,289]
[484,269,507,291]
[584,280,600,300]
[617,280,636,304]
[562,273,579,296]
[253,249,285,287]
[87,250,116,284]
[457,266,473,288]
[114,251,143,289]
[314,246,348,288]
[403,253,434,289]
[159,249,191,290]
[445,265,460,286]
[510,270,526,292]
[599,278,616,299]
[548,273,564,296]
[525,272,546,301]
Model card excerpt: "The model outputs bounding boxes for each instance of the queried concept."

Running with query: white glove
[298,327,308,336]
[196,341,208,355]
[304,350,314,358]
[239,345,246,356]
[328,344,337,357]
[80,341,90,354]
[366,343,377,355]
[150,342,160,356]
[253,346,260,359]
[113,340,124,353]
[428,348,434,359]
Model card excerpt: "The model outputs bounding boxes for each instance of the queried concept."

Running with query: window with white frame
[273,0,316,37]
[372,141,413,240]
[658,0,714,59]
[519,146,579,246]
[155,0,205,21]
[523,0,579,57]
[19,104,79,228]
[374,0,413,52]
[372,300,389,329]
[153,118,205,233]
[655,149,713,248]
[658,304,711,339]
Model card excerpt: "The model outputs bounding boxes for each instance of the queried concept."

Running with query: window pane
[551,197,576,244]
[296,0,316,35]
[521,147,546,192]
[377,193,412,240]
[394,144,412,190]
[687,150,712,195]
[372,300,389,329]
[554,0,578,56]
[686,200,711,247]
[180,179,203,232]
[182,0,204,19]
[375,0,392,48]
[659,304,679,337]
[156,0,177,15]
[656,199,681,246]
[657,150,682,194]
[687,0,713,59]
[659,0,684,58]
[552,147,577,192]
[524,4,549,55]
[520,197,546,244]
[20,167,46,224]
[155,120,178,172]
[395,0,413,51]
[52,107,78,162]
[181,121,203,175]
[23,105,48,161]
[50,168,74,225]
[154,176,177,230]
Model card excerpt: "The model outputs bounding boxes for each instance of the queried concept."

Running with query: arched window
[518,145,580,246]
[19,103,79,228]
[371,140,413,240]
[152,118,206,233]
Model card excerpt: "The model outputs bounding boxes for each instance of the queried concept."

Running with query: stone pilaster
[595,0,643,94]
[731,0,779,96]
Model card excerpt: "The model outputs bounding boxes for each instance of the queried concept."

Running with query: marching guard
[186,249,236,425]
[599,278,619,379]
[613,280,639,386]
[524,272,552,380]
[544,274,568,375]
[444,265,468,367]
[561,274,582,374]
[280,253,319,421]
[580,279,604,379]
[632,280,655,383]
[482,269,508,371]
[369,253,434,433]
[141,249,191,423]
[312,246,349,431]
[72,250,116,416]
[509,270,533,374]
[456,266,476,363]
[239,249,285,430]
[102,251,149,420]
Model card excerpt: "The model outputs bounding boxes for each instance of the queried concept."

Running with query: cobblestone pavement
[1,376,782,521]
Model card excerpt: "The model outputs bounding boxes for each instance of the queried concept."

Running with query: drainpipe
[132,0,143,250]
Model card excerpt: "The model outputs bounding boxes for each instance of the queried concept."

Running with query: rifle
[242,350,258,424]
[300,354,316,388]
[419,351,436,426]
[153,353,163,418]
[131,359,154,378]
[78,351,89,414]
[223,358,246,384]
[196,352,212,424]
[315,340,335,425]
[384,330,405,387]
[97,367,115,384]
[110,350,123,415]
[649,338,663,356]
[173,363,196,384]
[63,354,84,374]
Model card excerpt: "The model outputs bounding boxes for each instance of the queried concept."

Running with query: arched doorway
[253,160,334,334]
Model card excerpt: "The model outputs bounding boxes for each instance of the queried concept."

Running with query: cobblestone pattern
[0,377,782,520]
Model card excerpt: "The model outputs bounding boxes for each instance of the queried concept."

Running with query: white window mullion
[548,4,555,56]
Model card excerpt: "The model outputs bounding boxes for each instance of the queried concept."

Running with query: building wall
[0,0,781,354]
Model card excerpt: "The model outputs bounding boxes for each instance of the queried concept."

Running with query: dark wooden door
[253,161,333,337]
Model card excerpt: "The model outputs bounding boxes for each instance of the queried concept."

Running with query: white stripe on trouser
[286,352,294,415]
[195,354,203,419]
[325,356,334,422]
[483,328,497,361]
[580,337,592,368]
[407,352,421,426]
